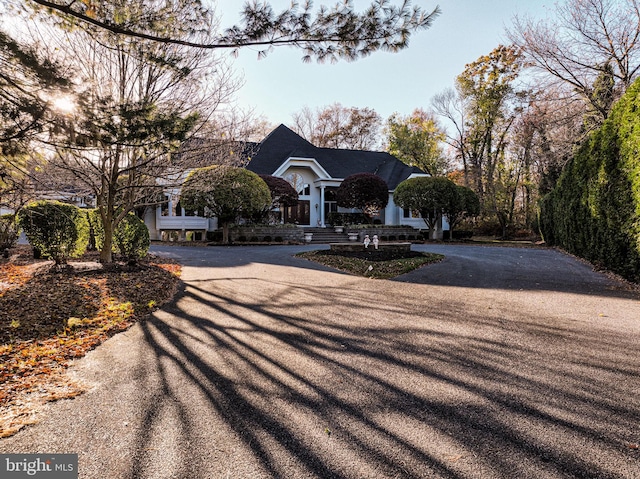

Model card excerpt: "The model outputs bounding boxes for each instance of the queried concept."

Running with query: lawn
[296,248,443,279]
[0,246,180,437]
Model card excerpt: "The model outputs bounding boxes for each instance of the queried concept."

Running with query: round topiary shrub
[274,236,283,243]
[18,201,89,264]
[250,236,259,242]
[263,235,272,242]
[238,235,248,242]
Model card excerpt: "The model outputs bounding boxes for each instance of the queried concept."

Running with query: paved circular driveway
[1,244,639,478]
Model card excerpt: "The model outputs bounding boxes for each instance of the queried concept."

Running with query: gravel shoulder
[1,244,639,478]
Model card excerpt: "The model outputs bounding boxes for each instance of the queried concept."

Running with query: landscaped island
[296,248,443,279]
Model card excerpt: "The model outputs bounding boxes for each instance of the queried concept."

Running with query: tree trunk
[100,219,114,263]
[222,222,230,244]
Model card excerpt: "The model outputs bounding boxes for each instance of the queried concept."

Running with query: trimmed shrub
[207,230,223,242]
[89,210,150,260]
[249,236,259,242]
[263,235,272,242]
[18,201,89,264]
[274,236,283,243]
[327,212,369,226]
[238,235,248,242]
[113,213,150,260]
[336,173,389,219]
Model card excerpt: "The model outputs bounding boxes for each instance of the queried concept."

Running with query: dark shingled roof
[246,124,424,189]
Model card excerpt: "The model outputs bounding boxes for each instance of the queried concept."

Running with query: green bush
[540,78,640,282]
[88,210,150,260]
[453,230,474,240]
[0,214,19,252]
[114,213,150,260]
[327,212,368,226]
[238,235,247,242]
[263,235,272,242]
[207,230,223,242]
[18,201,89,264]
[274,236,283,243]
[249,236,259,242]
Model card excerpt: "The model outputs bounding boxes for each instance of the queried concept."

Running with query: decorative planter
[334,226,344,233]
[347,232,359,241]
[304,233,313,243]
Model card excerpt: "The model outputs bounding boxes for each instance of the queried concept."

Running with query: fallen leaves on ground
[0,246,181,437]
[296,249,444,279]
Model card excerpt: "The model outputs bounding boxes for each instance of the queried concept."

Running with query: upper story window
[285,173,310,196]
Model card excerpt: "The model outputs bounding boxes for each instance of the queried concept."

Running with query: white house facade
[146,125,449,240]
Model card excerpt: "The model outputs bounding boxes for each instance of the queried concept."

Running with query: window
[403,209,421,219]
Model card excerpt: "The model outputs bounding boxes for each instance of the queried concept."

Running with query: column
[320,185,326,227]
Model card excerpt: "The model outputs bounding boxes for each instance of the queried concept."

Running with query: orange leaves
[0,263,34,293]
[151,261,182,277]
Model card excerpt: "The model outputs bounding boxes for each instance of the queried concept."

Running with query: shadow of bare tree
[126,265,640,478]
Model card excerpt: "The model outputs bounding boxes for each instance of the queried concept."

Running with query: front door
[285,200,311,225]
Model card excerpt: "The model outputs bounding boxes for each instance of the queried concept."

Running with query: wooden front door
[285,200,311,225]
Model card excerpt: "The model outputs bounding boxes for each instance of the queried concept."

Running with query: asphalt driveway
[1,243,639,478]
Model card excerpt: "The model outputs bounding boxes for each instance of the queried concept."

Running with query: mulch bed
[0,245,181,437]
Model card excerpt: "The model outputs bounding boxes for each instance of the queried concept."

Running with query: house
[146,124,448,240]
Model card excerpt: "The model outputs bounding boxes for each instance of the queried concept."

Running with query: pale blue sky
[215,1,552,125]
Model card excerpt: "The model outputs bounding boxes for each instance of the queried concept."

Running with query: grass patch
[297,249,443,279]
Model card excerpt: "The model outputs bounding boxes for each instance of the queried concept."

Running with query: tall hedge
[540,78,640,282]
[18,201,89,264]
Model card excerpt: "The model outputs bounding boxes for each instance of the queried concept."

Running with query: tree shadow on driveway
[128,268,640,478]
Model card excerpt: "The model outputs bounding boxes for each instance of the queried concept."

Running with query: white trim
[272,157,331,180]
[407,172,431,179]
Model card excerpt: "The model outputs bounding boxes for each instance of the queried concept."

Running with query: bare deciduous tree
[291,103,382,150]
[509,0,640,118]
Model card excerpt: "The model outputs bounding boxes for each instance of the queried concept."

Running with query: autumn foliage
[336,173,389,219]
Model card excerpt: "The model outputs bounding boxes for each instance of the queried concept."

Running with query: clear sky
[214,1,552,126]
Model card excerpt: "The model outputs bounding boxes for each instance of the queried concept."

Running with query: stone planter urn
[347,232,359,241]
[304,232,313,243]
[334,226,344,233]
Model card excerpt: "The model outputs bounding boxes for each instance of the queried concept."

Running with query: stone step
[303,228,349,244]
